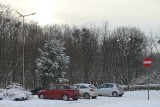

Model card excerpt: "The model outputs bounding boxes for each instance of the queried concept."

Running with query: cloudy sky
[1,0,160,32]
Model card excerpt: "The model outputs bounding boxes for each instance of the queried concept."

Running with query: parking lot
[0,90,160,107]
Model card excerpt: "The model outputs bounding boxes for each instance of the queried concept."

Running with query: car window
[80,85,88,89]
[106,84,113,88]
[98,84,106,88]
[48,85,57,90]
[64,86,70,89]
[57,85,65,89]
[35,87,42,90]
[35,87,38,90]
[58,85,77,89]
[98,85,103,88]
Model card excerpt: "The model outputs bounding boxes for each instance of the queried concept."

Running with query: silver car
[74,83,98,99]
[98,83,124,97]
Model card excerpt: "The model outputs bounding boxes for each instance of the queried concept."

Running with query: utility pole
[15,11,36,89]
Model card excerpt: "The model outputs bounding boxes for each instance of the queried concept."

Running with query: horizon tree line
[0,3,159,89]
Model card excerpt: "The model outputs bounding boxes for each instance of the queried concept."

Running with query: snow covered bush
[35,36,70,88]
[0,83,32,101]
[131,72,160,85]
[0,89,5,100]
[123,84,160,91]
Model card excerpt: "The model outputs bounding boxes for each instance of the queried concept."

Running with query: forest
[0,3,160,89]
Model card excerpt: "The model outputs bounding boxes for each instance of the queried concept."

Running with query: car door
[55,85,65,99]
[105,84,114,96]
[79,85,89,96]
[45,85,57,98]
[98,84,107,96]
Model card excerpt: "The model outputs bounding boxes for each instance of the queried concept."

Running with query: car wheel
[112,91,118,97]
[14,98,20,101]
[92,96,97,99]
[39,94,45,99]
[62,94,69,101]
[73,98,78,100]
[84,93,90,99]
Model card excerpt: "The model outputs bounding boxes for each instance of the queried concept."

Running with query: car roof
[74,83,91,85]
[54,84,70,86]
[102,83,117,85]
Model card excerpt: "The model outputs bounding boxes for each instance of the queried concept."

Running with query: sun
[31,0,57,25]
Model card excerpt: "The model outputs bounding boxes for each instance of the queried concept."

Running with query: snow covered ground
[0,90,160,107]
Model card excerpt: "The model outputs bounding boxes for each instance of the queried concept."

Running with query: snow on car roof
[74,83,91,85]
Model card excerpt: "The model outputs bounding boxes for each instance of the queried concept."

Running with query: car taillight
[90,89,94,91]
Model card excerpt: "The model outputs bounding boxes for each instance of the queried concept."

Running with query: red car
[38,84,80,101]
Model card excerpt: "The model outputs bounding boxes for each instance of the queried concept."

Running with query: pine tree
[35,36,70,88]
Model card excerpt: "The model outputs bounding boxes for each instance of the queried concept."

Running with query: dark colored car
[38,84,80,101]
[30,87,43,95]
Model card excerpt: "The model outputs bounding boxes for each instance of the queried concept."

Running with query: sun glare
[31,0,57,25]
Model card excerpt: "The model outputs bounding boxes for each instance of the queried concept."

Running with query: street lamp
[15,11,36,89]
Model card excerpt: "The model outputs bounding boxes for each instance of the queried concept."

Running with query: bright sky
[1,0,160,32]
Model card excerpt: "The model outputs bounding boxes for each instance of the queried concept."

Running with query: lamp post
[15,11,36,89]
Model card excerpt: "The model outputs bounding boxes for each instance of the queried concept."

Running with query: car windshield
[74,85,80,89]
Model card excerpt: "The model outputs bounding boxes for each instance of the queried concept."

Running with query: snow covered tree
[35,36,70,88]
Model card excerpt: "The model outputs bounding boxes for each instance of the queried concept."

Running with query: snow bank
[0,83,32,101]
